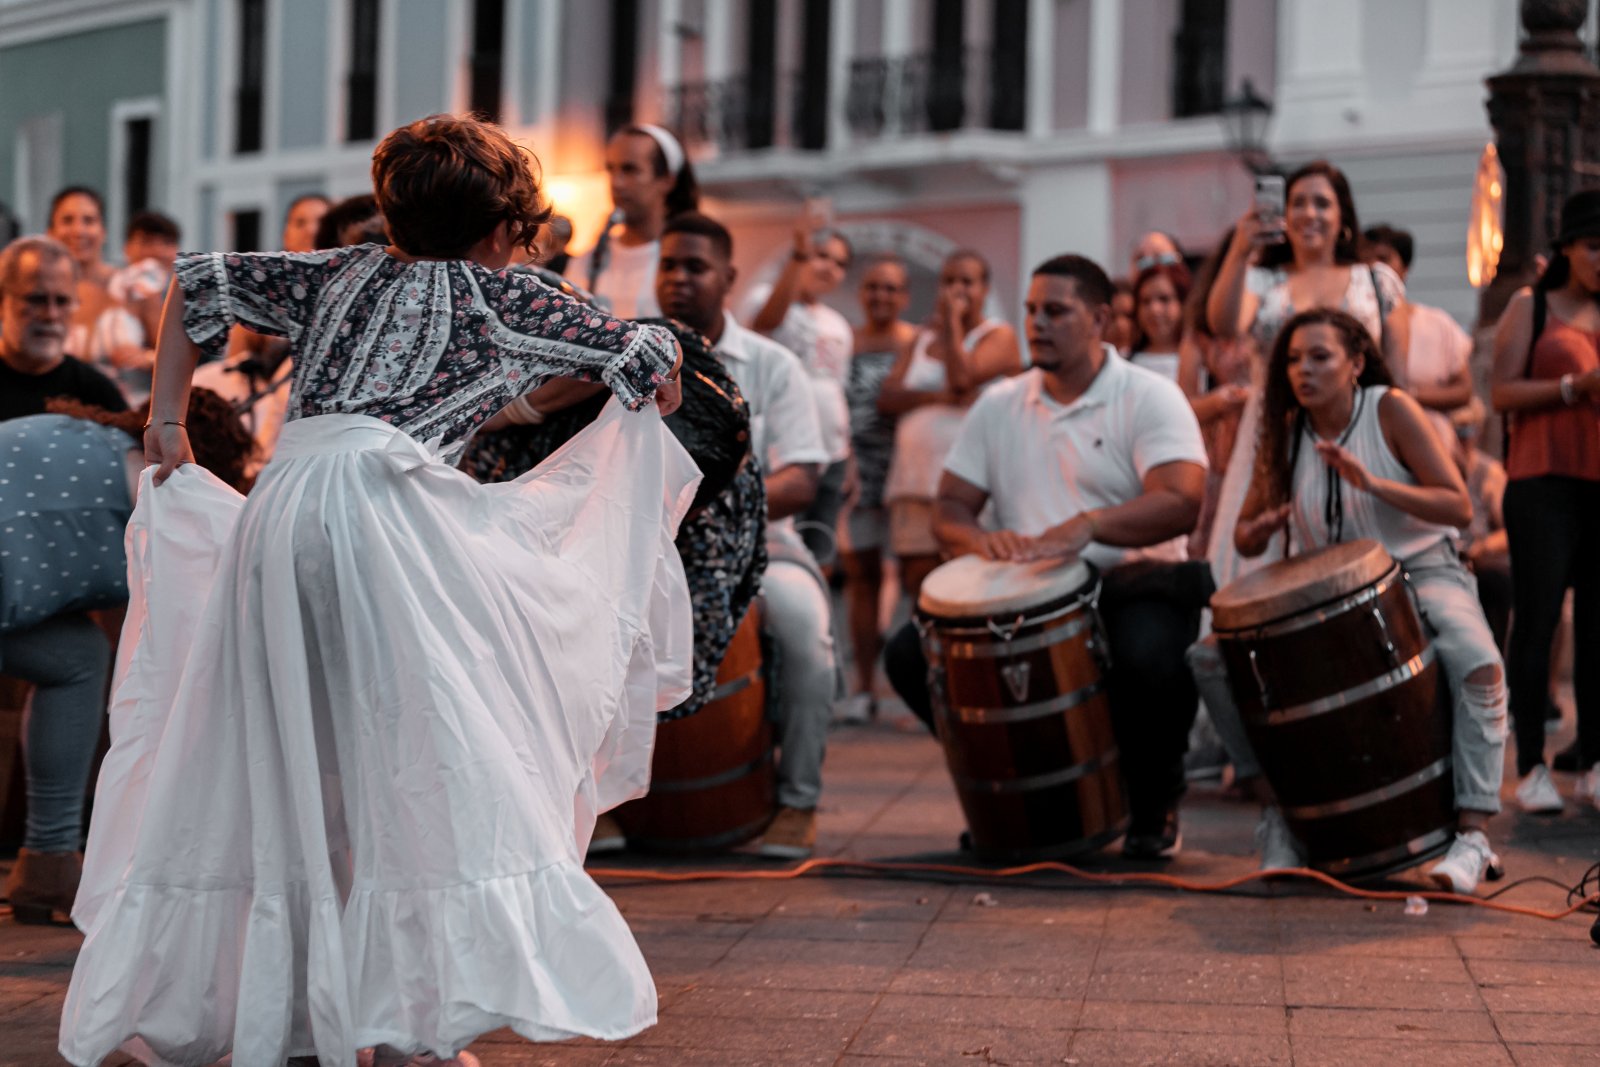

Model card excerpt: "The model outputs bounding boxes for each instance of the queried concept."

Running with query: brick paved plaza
[4,712,1598,1067]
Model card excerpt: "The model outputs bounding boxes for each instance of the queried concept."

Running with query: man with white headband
[575,124,700,318]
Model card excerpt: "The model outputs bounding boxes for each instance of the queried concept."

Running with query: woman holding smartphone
[1203,160,1409,589]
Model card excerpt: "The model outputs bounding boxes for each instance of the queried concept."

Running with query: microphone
[588,208,624,293]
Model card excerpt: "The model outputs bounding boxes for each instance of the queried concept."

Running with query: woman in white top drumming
[1232,308,1507,894]
[1205,161,1408,591]
[878,249,1021,596]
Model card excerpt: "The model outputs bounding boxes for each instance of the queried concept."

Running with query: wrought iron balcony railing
[846,47,1026,140]
[669,46,1026,156]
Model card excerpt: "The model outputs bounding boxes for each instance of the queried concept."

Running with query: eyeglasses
[6,292,77,312]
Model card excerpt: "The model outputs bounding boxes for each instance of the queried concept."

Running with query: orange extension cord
[589,857,1600,924]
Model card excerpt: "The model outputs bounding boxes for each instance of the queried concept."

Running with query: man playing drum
[1203,307,1507,893]
[884,254,1210,859]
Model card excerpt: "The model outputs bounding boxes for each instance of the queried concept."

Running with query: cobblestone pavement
[4,709,1598,1066]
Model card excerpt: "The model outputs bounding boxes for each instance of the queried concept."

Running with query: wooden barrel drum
[613,604,775,852]
[1211,540,1456,880]
[917,556,1128,862]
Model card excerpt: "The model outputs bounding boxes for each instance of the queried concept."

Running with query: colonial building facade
[0,0,1528,325]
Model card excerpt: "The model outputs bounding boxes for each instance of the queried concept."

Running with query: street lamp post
[1220,78,1275,176]
[1479,0,1600,325]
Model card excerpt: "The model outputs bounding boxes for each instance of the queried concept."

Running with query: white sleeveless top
[885,319,1007,501]
[1129,350,1181,383]
[1288,385,1454,562]
[901,318,1005,391]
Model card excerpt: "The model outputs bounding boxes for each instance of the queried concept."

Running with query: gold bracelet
[143,419,186,429]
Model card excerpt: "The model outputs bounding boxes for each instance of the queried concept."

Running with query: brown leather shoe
[758,807,816,859]
[4,848,82,925]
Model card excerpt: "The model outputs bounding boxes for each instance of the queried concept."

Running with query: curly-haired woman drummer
[1225,307,1507,893]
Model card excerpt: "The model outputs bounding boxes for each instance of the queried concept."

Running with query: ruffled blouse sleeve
[174,249,342,363]
[472,268,676,412]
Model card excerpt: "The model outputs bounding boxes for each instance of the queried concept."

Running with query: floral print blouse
[174,244,676,461]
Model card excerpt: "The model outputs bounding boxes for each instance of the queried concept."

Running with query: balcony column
[1020,162,1114,277]
[1086,0,1121,133]
[883,0,913,54]
[657,0,683,91]
[533,0,564,131]
[828,0,853,150]
[1026,0,1054,136]
[703,0,733,81]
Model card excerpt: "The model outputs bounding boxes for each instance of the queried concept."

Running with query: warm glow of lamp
[1468,143,1505,288]
[543,172,613,257]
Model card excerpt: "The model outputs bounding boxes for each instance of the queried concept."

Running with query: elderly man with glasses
[0,236,127,421]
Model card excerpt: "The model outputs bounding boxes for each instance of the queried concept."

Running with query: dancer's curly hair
[46,387,257,491]
[372,113,552,258]
[1254,307,1392,509]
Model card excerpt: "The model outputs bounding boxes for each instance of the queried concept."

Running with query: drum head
[918,555,1093,619]
[1211,539,1394,631]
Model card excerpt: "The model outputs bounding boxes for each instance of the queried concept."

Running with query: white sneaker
[1515,765,1564,814]
[1427,830,1495,894]
[1583,767,1600,811]
[1255,806,1305,872]
[831,692,875,725]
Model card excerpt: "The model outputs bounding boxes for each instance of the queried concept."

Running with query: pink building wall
[1112,153,1255,273]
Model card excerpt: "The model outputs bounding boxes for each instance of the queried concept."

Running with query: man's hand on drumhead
[977,530,1035,561]
[1314,440,1371,491]
[1032,513,1094,561]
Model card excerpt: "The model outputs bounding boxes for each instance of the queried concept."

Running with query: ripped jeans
[1191,539,1508,814]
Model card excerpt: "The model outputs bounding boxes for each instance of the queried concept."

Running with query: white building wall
[0,0,1531,323]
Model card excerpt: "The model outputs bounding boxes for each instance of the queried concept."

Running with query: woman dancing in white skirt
[60,114,695,1067]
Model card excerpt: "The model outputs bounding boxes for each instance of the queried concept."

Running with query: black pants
[884,560,1208,824]
[797,459,848,567]
[1474,560,1512,655]
[1504,475,1600,775]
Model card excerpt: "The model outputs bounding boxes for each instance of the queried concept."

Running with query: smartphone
[1254,174,1286,241]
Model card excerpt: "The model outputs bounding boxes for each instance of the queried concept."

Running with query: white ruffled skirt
[60,403,700,1067]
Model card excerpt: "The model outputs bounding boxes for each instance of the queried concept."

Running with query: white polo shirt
[712,311,829,476]
[573,238,660,319]
[942,348,1208,571]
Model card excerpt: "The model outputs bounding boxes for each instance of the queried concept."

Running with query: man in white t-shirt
[568,124,699,318]
[744,204,857,565]
[883,254,1211,860]
[656,212,837,859]
[1365,225,1474,449]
